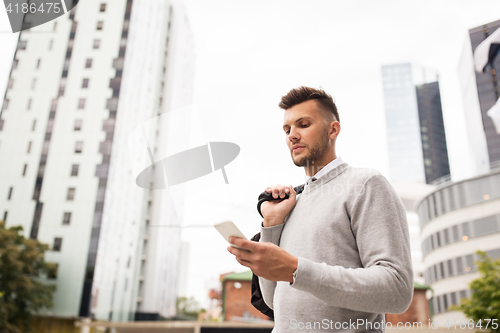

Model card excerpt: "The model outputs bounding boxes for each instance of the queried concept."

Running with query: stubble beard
[291,128,330,170]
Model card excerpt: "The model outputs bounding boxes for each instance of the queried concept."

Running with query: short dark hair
[279,86,339,123]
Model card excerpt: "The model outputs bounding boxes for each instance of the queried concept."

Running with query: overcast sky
[2,0,500,309]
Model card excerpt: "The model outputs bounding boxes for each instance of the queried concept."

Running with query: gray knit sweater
[259,163,413,332]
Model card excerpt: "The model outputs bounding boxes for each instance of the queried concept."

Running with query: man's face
[282,100,333,168]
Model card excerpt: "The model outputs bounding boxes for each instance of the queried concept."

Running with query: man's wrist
[288,256,299,284]
[262,217,284,228]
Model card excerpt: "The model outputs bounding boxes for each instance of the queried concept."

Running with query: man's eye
[301,123,310,128]
[285,130,290,134]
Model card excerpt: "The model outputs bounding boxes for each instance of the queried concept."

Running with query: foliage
[176,296,205,320]
[0,221,56,333]
[451,251,500,333]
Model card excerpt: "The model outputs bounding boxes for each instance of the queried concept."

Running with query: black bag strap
[250,232,274,319]
[251,184,305,318]
[256,184,305,218]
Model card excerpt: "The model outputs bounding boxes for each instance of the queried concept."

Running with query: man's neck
[304,154,337,177]
[305,164,327,177]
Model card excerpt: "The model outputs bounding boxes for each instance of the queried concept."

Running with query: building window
[32,119,36,131]
[53,237,62,251]
[22,164,27,176]
[447,259,453,277]
[78,98,86,109]
[0,119,4,131]
[31,78,37,90]
[63,212,71,225]
[53,21,57,31]
[82,78,89,88]
[74,119,82,131]
[97,21,103,30]
[456,257,464,274]
[93,39,100,49]
[48,39,53,50]
[443,228,449,244]
[100,3,106,12]
[7,78,13,89]
[450,292,457,305]
[71,164,79,176]
[113,58,124,70]
[85,59,92,68]
[67,188,75,201]
[13,59,18,69]
[7,187,13,200]
[51,99,58,111]
[36,59,41,69]
[3,211,7,222]
[18,40,27,50]
[2,99,9,110]
[48,263,58,279]
[27,98,32,110]
[75,141,83,153]
[27,141,32,153]
[63,58,70,71]
[106,98,118,111]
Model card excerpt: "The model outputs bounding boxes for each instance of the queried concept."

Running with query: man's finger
[229,237,258,252]
[231,246,254,262]
[272,186,279,198]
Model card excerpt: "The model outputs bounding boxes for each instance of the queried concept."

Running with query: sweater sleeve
[257,223,285,310]
[290,174,414,314]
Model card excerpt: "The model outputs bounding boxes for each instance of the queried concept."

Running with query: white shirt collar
[304,156,344,184]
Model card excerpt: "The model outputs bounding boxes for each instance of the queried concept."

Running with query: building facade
[0,0,194,321]
[221,271,272,322]
[418,168,500,323]
[467,20,500,167]
[457,31,490,178]
[382,63,450,185]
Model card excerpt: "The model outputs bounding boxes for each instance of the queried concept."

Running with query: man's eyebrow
[283,117,314,129]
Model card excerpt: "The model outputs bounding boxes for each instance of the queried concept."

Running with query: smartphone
[214,220,248,250]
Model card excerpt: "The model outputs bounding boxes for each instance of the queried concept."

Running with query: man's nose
[288,128,299,142]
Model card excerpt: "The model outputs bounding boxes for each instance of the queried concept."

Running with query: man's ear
[329,121,341,140]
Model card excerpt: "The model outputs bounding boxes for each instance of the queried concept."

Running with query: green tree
[451,251,500,333]
[0,221,56,333]
[176,296,205,320]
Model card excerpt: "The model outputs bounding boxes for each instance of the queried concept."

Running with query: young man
[227,86,413,332]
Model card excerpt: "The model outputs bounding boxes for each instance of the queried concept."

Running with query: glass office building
[382,63,450,184]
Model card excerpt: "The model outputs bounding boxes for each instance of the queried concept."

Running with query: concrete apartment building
[0,0,194,322]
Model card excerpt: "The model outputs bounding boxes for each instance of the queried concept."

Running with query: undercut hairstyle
[279,86,339,123]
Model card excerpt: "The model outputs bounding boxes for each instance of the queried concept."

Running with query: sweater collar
[303,162,350,194]
[304,156,344,184]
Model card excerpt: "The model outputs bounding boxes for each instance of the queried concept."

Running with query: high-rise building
[0,0,194,322]
[460,19,500,169]
[381,63,451,185]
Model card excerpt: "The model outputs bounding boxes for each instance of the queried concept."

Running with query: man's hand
[261,184,296,227]
[227,236,298,283]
